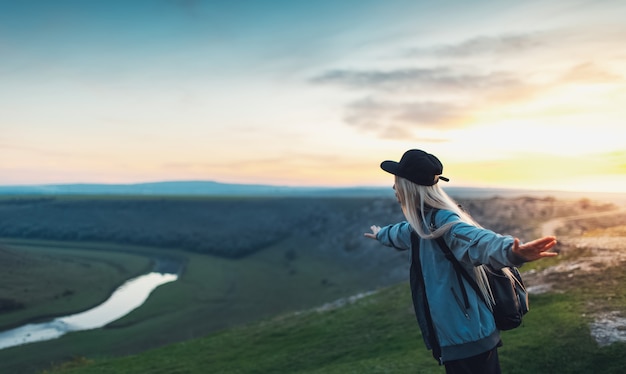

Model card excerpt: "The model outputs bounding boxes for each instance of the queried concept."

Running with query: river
[0,271,178,350]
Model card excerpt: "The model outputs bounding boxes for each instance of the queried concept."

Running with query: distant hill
[0,180,622,202]
[0,181,392,197]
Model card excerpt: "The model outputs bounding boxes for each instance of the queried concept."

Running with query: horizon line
[0,179,624,196]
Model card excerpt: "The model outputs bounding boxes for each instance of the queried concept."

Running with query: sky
[1,0,625,193]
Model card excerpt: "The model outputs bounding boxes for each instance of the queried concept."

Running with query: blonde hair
[394,176,480,238]
[395,176,495,307]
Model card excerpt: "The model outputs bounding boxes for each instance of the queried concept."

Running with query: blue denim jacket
[376,209,525,363]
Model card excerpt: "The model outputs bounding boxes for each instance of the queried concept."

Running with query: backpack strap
[410,230,442,364]
[430,209,489,308]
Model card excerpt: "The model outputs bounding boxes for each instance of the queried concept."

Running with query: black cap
[380,149,449,186]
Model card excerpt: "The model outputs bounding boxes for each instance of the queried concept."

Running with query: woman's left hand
[512,236,558,262]
[364,225,381,240]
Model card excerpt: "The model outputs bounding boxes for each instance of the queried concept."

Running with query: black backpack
[430,209,529,331]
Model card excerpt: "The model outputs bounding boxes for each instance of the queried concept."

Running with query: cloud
[311,20,626,144]
[312,67,524,94]
[312,67,452,90]
[404,33,544,58]
[313,64,537,137]
[312,31,626,138]
[344,97,466,132]
[560,62,624,84]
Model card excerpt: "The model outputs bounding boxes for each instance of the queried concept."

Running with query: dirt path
[540,208,626,237]
[529,207,626,347]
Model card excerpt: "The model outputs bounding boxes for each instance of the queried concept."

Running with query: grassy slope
[0,241,151,329]
[47,281,626,374]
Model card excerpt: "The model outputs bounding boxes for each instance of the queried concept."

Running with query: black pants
[444,347,501,374]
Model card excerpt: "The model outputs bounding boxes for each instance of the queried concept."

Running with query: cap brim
[380,160,400,176]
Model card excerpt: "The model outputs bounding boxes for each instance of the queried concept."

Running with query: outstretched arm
[363,221,412,250]
[512,236,558,262]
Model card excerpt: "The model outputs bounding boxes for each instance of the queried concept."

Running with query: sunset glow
[1,1,625,193]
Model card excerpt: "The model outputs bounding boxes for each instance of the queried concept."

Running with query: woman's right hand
[364,225,381,239]
[512,236,558,262]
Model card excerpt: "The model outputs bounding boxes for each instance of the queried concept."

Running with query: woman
[364,149,557,374]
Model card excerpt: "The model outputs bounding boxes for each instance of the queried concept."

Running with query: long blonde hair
[395,176,495,307]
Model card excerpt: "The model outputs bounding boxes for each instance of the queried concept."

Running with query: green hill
[47,274,626,374]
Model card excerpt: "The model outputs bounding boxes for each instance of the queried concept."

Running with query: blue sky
[1,0,625,192]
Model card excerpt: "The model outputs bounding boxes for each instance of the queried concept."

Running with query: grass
[0,241,151,329]
[44,279,626,374]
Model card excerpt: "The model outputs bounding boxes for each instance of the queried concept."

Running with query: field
[0,194,624,373]
[0,241,151,330]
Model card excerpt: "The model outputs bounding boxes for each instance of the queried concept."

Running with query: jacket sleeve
[437,211,526,269]
[376,221,413,251]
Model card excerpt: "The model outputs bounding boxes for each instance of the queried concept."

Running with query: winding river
[0,270,178,350]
